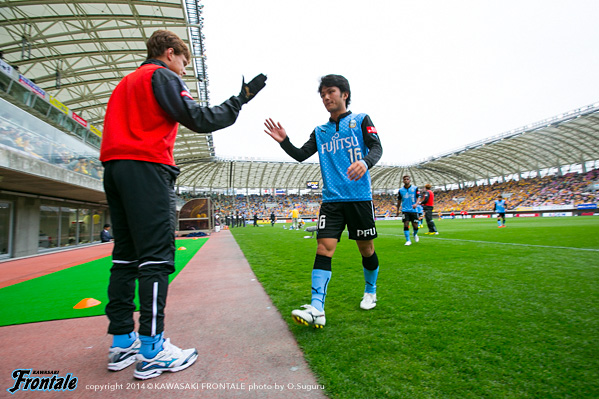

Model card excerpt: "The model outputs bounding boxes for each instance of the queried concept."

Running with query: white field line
[378,233,599,252]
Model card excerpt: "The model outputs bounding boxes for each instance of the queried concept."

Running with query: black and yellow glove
[239,73,267,103]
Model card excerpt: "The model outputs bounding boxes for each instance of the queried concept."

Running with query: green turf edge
[0,238,208,327]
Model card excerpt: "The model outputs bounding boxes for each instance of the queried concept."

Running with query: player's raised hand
[347,160,367,181]
[239,74,267,103]
[264,118,287,143]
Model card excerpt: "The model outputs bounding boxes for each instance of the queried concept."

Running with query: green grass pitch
[231,217,599,399]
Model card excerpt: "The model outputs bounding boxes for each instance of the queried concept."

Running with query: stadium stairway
[0,230,328,398]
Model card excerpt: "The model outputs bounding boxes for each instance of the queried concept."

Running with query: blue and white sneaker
[292,305,326,328]
[133,338,198,380]
[108,338,141,371]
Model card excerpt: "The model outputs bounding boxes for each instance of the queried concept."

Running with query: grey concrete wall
[13,196,41,257]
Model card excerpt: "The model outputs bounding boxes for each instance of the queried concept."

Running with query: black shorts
[317,201,377,241]
[497,212,506,218]
[402,212,419,223]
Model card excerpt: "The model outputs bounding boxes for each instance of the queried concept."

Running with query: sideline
[379,233,599,252]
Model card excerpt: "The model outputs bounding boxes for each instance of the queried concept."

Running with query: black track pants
[423,205,437,233]
[103,160,179,337]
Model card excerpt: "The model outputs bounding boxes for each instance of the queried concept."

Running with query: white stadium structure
[1,1,598,258]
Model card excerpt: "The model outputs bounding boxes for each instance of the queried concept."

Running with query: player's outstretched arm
[154,70,267,134]
[265,119,317,162]
[264,118,287,143]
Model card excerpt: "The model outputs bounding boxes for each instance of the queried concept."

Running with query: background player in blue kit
[494,195,508,228]
[416,204,424,228]
[264,74,383,327]
[396,175,422,246]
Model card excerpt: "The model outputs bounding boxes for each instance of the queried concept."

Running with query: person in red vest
[100,29,266,380]
[421,183,439,235]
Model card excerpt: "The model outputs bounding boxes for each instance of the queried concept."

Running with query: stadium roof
[2,1,599,193]
[0,0,215,158]
[177,103,599,191]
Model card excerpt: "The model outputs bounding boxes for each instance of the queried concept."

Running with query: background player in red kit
[421,184,439,235]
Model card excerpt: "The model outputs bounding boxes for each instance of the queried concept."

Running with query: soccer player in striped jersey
[264,74,383,327]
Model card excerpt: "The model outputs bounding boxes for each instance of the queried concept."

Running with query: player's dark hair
[318,74,351,107]
[146,30,191,62]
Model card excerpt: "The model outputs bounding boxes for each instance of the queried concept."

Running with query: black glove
[239,73,267,103]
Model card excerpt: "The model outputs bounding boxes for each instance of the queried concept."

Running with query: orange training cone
[178,246,187,251]
[73,298,101,309]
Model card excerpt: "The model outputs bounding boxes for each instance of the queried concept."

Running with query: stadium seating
[178,168,598,219]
